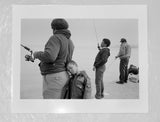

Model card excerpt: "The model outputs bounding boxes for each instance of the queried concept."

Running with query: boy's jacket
[61,71,91,99]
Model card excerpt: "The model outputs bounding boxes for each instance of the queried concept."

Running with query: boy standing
[62,60,92,99]
[93,38,111,99]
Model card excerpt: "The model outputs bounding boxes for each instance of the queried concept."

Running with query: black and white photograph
[12,5,148,113]
[20,19,139,99]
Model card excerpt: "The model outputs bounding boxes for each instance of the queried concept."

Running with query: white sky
[21,19,138,50]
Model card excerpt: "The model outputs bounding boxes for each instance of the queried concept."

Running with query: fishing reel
[21,44,34,62]
[25,53,34,62]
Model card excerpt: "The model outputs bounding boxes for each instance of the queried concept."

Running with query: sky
[21,19,138,49]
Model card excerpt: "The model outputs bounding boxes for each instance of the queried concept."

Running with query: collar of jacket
[100,47,109,50]
[54,29,71,39]
[101,47,108,49]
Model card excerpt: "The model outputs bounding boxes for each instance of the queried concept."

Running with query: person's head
[120,38,127,43]
[51,18,69,33]
[67,60,79,75]
[101,38,111,47]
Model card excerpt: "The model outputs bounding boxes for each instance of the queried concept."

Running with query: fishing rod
[92,19,101,50]
[21,44,32,53]
[21,44,34,62]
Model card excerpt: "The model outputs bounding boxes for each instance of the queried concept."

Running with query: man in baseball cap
[115,38,131,84]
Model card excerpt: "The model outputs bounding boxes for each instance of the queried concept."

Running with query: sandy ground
[91,80,139,99]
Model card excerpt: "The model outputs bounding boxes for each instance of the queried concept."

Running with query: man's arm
[33,36,60,63]
[115,44,125,59]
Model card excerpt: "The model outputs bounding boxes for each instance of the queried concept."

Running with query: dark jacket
[61,71,92,99]
[35,29,74,75]
[94,47,110,69]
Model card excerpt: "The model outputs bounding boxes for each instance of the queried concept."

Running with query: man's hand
[93,66,96,71]
[115,56,118,59]
[33,51,40,59]
[97,43,101,50]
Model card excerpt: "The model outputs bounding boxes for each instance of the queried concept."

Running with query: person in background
[62,60,91,99]
[115,38,131,84]
[93,38,111,99]
[32,18,74,99]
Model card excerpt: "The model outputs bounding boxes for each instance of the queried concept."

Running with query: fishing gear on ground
[21,44,34,62]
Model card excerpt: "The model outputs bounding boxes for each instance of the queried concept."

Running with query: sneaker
[124,79,128,83]
[116,81,124,84]
[101,94,104,98]
[95,94,102,99]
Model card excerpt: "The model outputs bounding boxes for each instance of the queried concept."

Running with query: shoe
[116,81,124,84]
[124,80,127,83]
[95,94,102,99]
[101,94,104,98]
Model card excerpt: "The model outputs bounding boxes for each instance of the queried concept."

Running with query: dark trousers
[95,65,105,98]
[119,58,129,82]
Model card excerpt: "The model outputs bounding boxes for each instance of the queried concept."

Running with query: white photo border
[12,5,148,113]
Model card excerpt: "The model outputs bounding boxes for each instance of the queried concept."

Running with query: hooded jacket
[94,47,110,69]
[34,29,74,75]
[61,70,92,99]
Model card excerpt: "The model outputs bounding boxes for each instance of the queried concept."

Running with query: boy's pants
[119,58,129,83]
[42,71,69,99]
[95,65,106,98]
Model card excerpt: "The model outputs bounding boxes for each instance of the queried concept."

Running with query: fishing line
[92,19,99,45]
